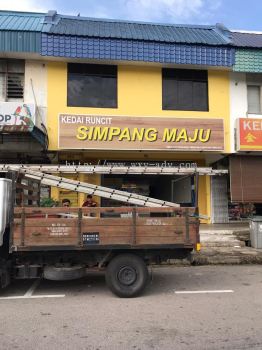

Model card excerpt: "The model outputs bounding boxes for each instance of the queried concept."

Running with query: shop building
[0,11,49,205]
[0,11,48,162]
[229,31,262,219]
[42,12,234,221]
[0,10,237,222]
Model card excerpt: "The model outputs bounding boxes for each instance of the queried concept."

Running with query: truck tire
[44,264,86,281]
[105,254,149,298]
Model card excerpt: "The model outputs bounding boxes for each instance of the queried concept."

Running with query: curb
[161,248,262,266]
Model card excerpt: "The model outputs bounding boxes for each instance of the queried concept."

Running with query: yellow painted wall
[50,171,101,207]
[47,62,230,221]
[47,63,230,152]
[198,175,211,224]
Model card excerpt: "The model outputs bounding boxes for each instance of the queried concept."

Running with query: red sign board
[238,118,262,151]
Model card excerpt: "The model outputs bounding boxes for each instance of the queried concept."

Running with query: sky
[0,0,262,31]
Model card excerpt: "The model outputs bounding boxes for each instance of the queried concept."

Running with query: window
[67,63,117,108]
[247,85,261,114]
[0,59,25,101]
[162,69,208,111]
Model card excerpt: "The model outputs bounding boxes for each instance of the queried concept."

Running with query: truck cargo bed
[13,207,199,251]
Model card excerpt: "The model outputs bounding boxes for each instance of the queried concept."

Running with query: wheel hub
[117,266,137,286]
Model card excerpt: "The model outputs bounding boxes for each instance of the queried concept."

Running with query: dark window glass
[67,63,117,108]
[162,69,208,111]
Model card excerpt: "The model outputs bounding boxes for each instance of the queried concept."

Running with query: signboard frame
[237,117,262,151]
[58,113,225,152]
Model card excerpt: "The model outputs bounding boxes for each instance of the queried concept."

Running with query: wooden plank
[82,207,136,215]
[14,207,133,215]
[19,238,77,246]
[81,218,133,226]
[13,226,78,246]
[14,217,134,226]
[21,226,77,237]
[23,218,78,227]
[14,206,194,215]
[136,236,186,245]
[136,226,187,236]
[136,207,183,214]
[99,236,132,244]
[14,207,79,215]
[136,217,186,226]
[13,228,132,246]
[81,225,133,235]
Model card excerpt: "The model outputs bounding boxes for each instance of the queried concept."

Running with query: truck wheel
[105,254,149,298]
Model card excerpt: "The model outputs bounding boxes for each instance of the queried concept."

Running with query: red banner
[238,118,262,151]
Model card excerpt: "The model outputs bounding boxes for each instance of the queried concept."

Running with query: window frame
[162,68,209,112]
[67,63,118,109]
[0,59,25,102]
[247,84,262,115]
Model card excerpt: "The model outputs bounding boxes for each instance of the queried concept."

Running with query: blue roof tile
[43,14,231,46]
[41,34,234,66]
[231,32,262,48]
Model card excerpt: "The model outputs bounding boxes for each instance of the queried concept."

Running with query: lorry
[0,165,202,297]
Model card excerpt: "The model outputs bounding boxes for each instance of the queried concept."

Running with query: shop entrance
[101,174,194,207]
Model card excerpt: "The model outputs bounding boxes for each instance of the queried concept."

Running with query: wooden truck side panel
[12,207,199,250]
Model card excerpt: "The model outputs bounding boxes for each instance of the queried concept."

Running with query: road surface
[0,265,262,350]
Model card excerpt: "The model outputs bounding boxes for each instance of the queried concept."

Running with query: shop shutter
[230,156,262,203]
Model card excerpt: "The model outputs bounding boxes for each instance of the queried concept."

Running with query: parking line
[0,279,66,300]
[0,294,65,300]
[175,290,234,294]
[24,279,41,297]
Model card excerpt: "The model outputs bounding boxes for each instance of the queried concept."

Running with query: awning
[0,125,48,153]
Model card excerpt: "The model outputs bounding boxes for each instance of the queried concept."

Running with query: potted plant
[40,197,59,207]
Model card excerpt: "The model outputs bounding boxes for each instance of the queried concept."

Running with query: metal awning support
[0,164,228,176]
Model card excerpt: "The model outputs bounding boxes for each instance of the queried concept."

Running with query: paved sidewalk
[192,246,262,265]
[195,222,262,264]
[169,221,262,265]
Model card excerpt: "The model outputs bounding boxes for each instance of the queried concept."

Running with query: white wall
[229,72,247,153]
[24,60,47,128]
[230,72,262,153]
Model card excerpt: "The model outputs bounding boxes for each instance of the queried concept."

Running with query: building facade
[2,10,250,223]
[0,11,48,162]
[227,31,262,219]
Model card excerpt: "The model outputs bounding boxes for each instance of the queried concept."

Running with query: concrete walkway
[193,221,262,265]
[167,221,262,265]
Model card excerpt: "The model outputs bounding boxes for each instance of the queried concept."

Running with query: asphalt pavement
[0,265,262,350]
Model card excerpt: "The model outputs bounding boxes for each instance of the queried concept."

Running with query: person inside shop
[82,194,97,207]
[62,198,71,207]
[61,198,71,218]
